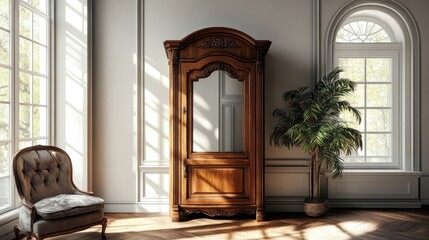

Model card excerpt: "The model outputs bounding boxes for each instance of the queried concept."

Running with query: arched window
[335,19,398,168]
[336,20,391,43]
[326,1,420,171]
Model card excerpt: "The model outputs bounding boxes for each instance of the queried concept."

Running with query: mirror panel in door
[192,70,243,152]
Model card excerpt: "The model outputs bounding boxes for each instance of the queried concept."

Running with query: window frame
[334,43,401,169]
[0,0,53,215]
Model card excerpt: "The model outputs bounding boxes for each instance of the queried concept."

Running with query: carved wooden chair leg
[34,233,44,240]
[13,226,20,240]
[101,217,108,240]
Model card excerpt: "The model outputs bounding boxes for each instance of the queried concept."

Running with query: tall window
[0,0,51,214]
[335,18,401,169]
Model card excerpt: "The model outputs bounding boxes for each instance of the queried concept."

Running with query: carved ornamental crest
[198,37,241,49]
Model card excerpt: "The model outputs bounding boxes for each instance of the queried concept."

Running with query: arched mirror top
[188,62,247,83]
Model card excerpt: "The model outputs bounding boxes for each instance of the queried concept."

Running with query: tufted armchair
[12,145,107,240]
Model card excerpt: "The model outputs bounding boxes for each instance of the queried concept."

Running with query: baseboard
[105,198,423,213]
[104,202,169,213]
[421,199,429,205]
[265,196,305,212]
[328,200,421,208]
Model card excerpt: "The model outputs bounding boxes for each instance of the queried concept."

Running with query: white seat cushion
[34,194,104,219]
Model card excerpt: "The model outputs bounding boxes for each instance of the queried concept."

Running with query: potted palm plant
[270,67,362,217]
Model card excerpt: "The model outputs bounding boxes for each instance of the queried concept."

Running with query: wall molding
[265,197,421,212]
[311,0,320,83]
[265,158,309,167]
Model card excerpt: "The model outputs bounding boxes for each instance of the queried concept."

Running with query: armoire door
[181,59,256,205]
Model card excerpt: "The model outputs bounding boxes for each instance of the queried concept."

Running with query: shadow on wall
[143,56,169,198]
[62,0,88,188]
[264,51,312,159]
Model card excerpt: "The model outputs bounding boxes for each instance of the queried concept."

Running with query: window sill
[0,208,19,226]
[0,208,19,237]
[325,170,422,177]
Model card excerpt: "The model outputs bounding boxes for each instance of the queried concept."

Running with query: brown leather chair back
[13,145,77,203]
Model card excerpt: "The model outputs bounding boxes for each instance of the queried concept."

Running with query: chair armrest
[21,198,34,210]
[20,198,37,232]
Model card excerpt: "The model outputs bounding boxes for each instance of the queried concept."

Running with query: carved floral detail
[172,49,179,66]
[198,37,241,49]
[183,208,256,217]
[196,62,243,81]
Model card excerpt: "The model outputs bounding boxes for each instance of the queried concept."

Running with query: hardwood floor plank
[28,208,429,240]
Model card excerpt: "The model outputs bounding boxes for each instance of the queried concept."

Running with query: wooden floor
[33,208,429,240]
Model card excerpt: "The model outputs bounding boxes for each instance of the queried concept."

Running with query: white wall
[55,0,90,191]
[93,0,139,209]
[92,0,429,212]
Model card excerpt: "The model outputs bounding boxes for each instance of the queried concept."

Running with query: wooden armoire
[164,27,271,222]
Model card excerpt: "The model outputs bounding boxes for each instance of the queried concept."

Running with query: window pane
[367,109,391,132]
[340,109,365,132]
[32,106,47,137]
[344,133,365,157]
[0,142,10,209]
[19,6,31,39]
[336,21,391,43]
[0,67,9,101]
[33,76,47,105]
[0,176,9,209]
[0,103,9,139]
[339,58,365,82]
[31,0,48,15]
[33,43,47,74]
[367,133,391,157]
[356,133,365,156]
[367,58,391,82]
[19,141,31,150]
[0,0,9,30]
[346,83,365,107]
[19,105,31,138]
[34,139,46,145]
[0,30,9,65]
[367,84,391,107]
[0,143,9,177]
[19,37,32,70]
[33,13,47,45]
[19,72,31,104]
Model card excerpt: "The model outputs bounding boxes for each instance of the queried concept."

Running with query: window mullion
[364,58,367,163]
[12,0,19,154]
[11,0,20,212]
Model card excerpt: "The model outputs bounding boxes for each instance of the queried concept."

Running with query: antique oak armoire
[164,27,271,222]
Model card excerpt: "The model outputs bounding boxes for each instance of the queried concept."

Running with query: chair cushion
[34,194,104,219]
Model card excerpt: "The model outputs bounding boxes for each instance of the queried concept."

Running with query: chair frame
[12,145,107,240]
